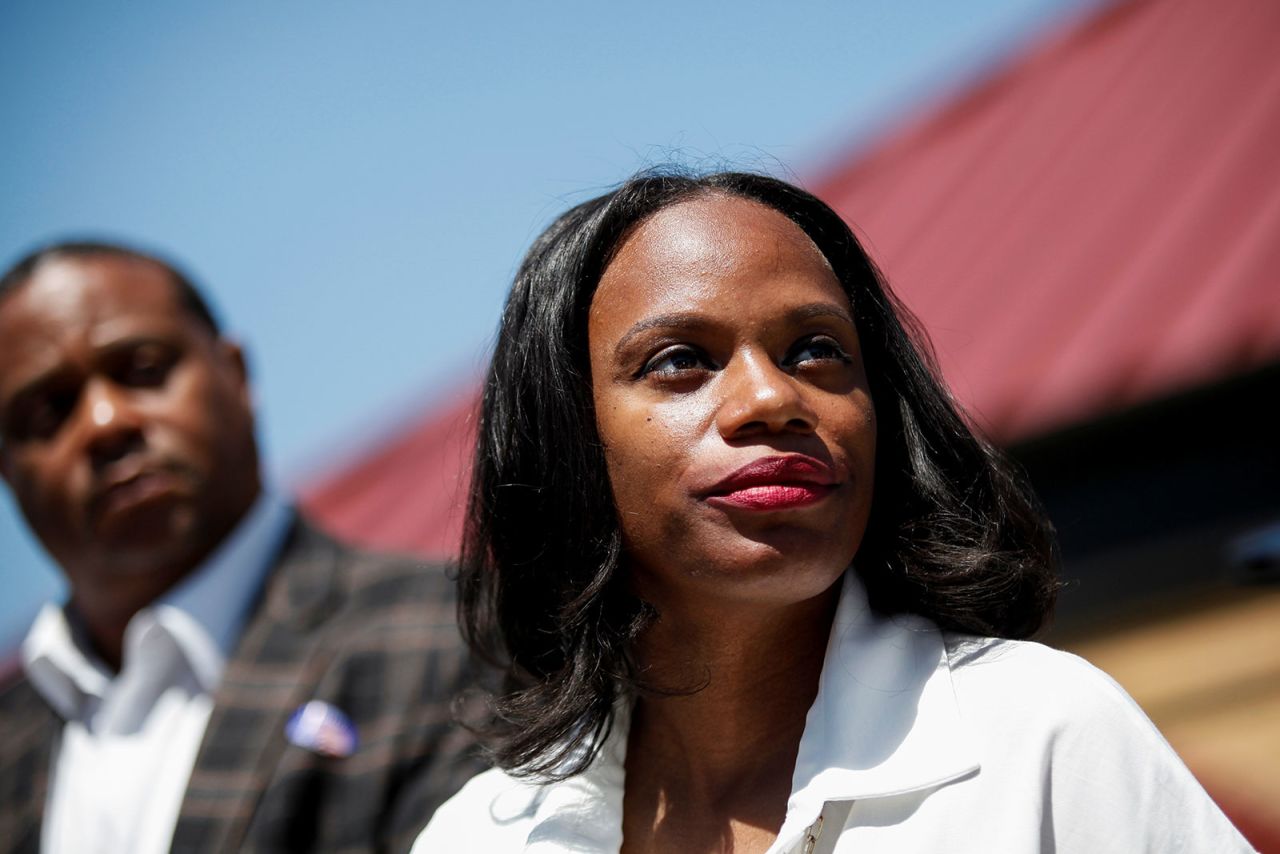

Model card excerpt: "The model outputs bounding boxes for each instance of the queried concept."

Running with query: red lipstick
[703,455,838,511]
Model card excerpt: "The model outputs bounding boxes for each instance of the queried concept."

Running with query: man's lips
[702,455,839,511]
[90,466,185,521]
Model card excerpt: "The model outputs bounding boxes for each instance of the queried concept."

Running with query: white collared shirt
[21,491,294,854]
[414,573,1254,853]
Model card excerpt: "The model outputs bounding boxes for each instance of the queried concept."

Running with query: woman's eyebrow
[613,313,715,357]
[787,302,855,327]
[612,302,855,357]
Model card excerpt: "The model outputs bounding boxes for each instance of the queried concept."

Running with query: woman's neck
[621,583,840,854]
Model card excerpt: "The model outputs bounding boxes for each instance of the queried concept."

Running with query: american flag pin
[285,700,359,758]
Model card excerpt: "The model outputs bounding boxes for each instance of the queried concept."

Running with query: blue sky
[0,0,1096,647]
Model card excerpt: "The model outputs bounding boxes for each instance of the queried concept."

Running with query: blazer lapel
[170,520,345,852]
[0,677,61,854]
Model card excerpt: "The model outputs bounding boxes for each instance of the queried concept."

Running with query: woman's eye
[785,336,850,367]
[640,346,709,378]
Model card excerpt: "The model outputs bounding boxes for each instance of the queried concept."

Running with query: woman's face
[588,193,876,609]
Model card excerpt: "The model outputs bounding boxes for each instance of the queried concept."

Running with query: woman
[416,172,1251,852]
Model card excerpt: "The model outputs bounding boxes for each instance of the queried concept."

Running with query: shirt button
[802,813,825,853]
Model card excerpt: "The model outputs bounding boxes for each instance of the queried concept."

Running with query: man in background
[0,242,482,853]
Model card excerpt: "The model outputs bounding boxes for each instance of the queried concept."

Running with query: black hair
[0,240,222,334]
[460,169,1060,780]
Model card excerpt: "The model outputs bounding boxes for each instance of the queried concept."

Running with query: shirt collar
[156,489,294,686]
[513,572,980,852]
[523,708,630,853]
[775,573,980,843]
[21,603,108,719]
[21,489,295,719]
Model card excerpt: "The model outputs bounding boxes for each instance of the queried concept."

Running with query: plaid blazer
[0,517,487,853]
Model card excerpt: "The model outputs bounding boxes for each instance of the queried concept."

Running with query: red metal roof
[303,390,476,556]
[303,0,1280,553]
[815,0,1280,442]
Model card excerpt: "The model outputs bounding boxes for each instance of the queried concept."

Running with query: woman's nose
[716,354,818,439]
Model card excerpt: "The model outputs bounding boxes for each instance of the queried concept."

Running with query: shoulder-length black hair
[459,169,1059,779]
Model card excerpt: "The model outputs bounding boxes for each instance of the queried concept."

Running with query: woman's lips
[702,455,838,511]
[708,483,835,510]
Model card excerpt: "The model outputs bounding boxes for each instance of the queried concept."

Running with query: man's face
[0,254,260,598]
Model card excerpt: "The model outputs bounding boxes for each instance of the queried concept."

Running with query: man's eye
[12,393,76,442]
[785,336,850,367]
[120,347,175,387]
[640,346,709,377]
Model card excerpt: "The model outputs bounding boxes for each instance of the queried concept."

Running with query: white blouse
[415,573,1254,853]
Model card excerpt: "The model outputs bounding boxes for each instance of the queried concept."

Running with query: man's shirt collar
[158,489,293,686]
[21,489,295,722]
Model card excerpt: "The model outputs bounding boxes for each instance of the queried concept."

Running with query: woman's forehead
[589,195,848,343]
[606,194,829,282]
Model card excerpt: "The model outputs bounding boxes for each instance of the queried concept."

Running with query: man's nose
[715,354,818,439]
[77,378,145,469]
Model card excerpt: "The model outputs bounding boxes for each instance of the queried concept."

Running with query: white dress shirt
[21,491,293,854]
[414,572,1254,853]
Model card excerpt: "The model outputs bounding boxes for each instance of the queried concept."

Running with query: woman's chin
[635,543,850,612]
